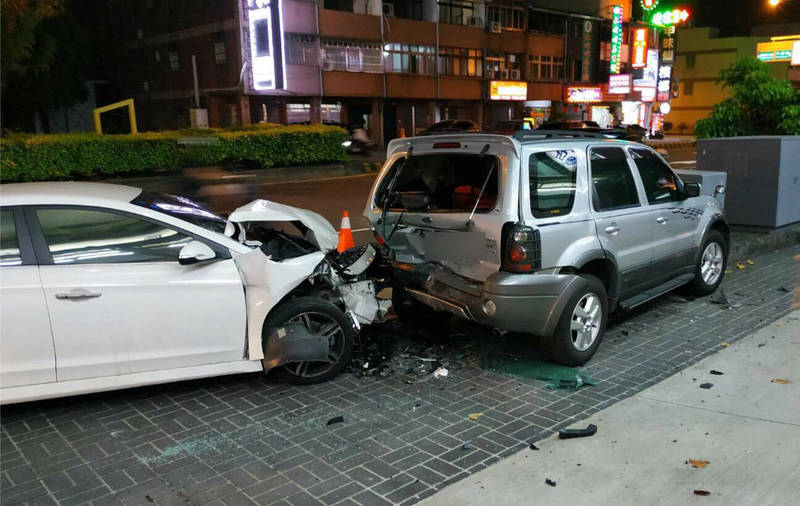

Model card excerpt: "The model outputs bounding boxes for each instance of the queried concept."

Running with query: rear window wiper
[466,144,495,230]
[380,146,412,239]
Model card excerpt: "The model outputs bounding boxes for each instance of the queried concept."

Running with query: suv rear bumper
[405,267,585,337]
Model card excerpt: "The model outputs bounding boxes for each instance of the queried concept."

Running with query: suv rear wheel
[689,230,727,296]
[546,275,607,366]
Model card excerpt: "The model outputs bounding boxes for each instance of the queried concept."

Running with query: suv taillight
[502,223,541,273]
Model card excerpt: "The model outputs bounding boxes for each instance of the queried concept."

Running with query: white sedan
[0,182,388,404]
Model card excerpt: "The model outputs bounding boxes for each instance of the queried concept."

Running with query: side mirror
[685,182,701,198]
[178,240,216,265]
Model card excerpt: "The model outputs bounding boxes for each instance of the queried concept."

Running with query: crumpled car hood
[227,199,339,252]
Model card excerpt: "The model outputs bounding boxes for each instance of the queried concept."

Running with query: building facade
[107,0,661,144]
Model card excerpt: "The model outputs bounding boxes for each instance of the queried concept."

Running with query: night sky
[637,0,800,35]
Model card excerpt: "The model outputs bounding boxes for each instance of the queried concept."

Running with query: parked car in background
[365,131,729,366]
[538,120,601,130]
[418,119,481,136]
[493,120,535,135]
[622,124,649,142]
[0,183,389,404]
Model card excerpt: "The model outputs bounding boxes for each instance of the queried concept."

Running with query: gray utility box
[696,136,800,228]
[675,169,727,209]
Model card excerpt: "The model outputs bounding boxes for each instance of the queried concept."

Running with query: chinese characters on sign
[651,8,690,26]
[609,74,632,94]
[756,40,798,62]
[581,20,596,82]
[632,28,648,68]
[490,81,528,101]
[658,32,675,102]
[567,87,602,103]
[610,5,623,74]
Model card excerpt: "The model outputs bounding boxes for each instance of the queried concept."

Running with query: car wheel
[265,297,354,385]
[546,275,607,366]
[391,286,451,329]
[689,230,727,296]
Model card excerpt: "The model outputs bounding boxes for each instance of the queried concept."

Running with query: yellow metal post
[93,99,137,134]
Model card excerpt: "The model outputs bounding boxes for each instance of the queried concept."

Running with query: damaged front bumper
[405,266,585,337]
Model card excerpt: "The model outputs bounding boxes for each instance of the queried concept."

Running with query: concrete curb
[729,223,800,262]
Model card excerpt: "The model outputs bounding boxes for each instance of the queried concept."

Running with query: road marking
[220,174,257,179]
[671,161,696,165]
[256,172,378,187]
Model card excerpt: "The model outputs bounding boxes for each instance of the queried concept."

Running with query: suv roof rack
[512,130,609,141]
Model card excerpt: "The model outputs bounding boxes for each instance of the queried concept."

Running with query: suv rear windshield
[376,154,499,213]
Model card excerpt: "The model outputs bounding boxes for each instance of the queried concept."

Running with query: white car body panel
[39,259,247,381]
[227,199,339,252]
[0,360,262,405]
[233,248,326,362]
[0,266,57,387]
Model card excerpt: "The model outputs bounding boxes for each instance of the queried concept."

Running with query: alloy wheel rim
[570,292,602,352]
[282,311,344,378]
[700,242,724,286]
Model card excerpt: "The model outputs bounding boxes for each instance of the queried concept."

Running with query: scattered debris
[558,424,598,440]
[758,343,766,348]
[694,490,711,496]
[326,416,344,426]
[736,261,746,270]
[462,442,474,451]
[688,459,710,469]
[794,254,800,261]
[720,342,731,348]
[699,383,714,389]
[468,413,484,421]
[668,295,690,304]
[710,289,736,308]
[709,370,724,375]
[771,379,791,384]
[746,259,755,265]
[545,478,557,487]
[724,269,733,274]
[483,353,597,390]
[622,330,629,336]
[433,367,449,378]
[778,286,791,293]
[529,443,540,451]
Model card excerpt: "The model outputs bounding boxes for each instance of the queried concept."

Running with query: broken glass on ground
[481,353,597,390]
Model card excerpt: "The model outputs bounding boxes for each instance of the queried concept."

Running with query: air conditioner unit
[510,69,520,80]
[490,21,502,34]
[382,3,394,17]
[467,16,481,27]
[500,69,509,79]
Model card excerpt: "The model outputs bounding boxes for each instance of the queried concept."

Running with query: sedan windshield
[132,191,228,234]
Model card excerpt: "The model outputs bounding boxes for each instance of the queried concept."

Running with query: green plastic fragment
[481,353,597,390]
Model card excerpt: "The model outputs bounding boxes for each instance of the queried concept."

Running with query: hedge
[0,124,348,183]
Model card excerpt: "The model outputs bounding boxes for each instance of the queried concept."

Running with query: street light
[768,0,781,7]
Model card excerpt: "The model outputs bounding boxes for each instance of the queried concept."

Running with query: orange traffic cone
[337,210,355,253]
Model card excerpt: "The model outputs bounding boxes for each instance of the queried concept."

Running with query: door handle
[604,225,620,234]
[55,289,102,300]
[656,216,668,224]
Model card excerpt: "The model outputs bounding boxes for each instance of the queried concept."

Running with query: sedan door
[0,208,57,387]
[28,206,247,381]
[588,146,659,299]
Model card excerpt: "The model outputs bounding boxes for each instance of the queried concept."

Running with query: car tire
[546,275,607,367]
[689,230,728,296]
[264,297,354,385]
[391,286,451,329]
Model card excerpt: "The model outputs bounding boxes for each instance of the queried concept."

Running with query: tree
[695,58,800,138]
[1,0,91,132]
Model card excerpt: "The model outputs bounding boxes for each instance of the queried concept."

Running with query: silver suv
[364,132,729,365]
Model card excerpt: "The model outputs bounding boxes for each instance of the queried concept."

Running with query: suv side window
[630,148,684,204]
[36,208,193,265]
[590,147,640,212]
[0,210,22,267]
[529,149,577,218]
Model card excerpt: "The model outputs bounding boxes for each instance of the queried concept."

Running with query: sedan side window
[36,208,193,265]
[630,148,684,204]
[529,149,577,218]
[590,147,640,212]
[0,210,22,267]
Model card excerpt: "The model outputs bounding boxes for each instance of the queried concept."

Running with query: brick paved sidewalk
[2,246,798,506]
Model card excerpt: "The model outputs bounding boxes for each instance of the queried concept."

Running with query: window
[36,209,194,265]
[529,150,578,218]
[439,0,477,25]
[383,43,435,75]
[0,210,21,267]
[253,19,271,57]
[686,54,696,68]
[386,0,424,20]
[487,2,526,30]
[590,148,640,211]
[439,47,483,77]
[324,0,353,11]
[131,192,227,234]
[214,41,227,64]
[168,51,179,71]
[286,34,319,66]
[376,154,498,213]
[630,149,684,204]
[684,80,693,95]
[154,50,161,62]
[322,40,382,73]
[528,54,563,80]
